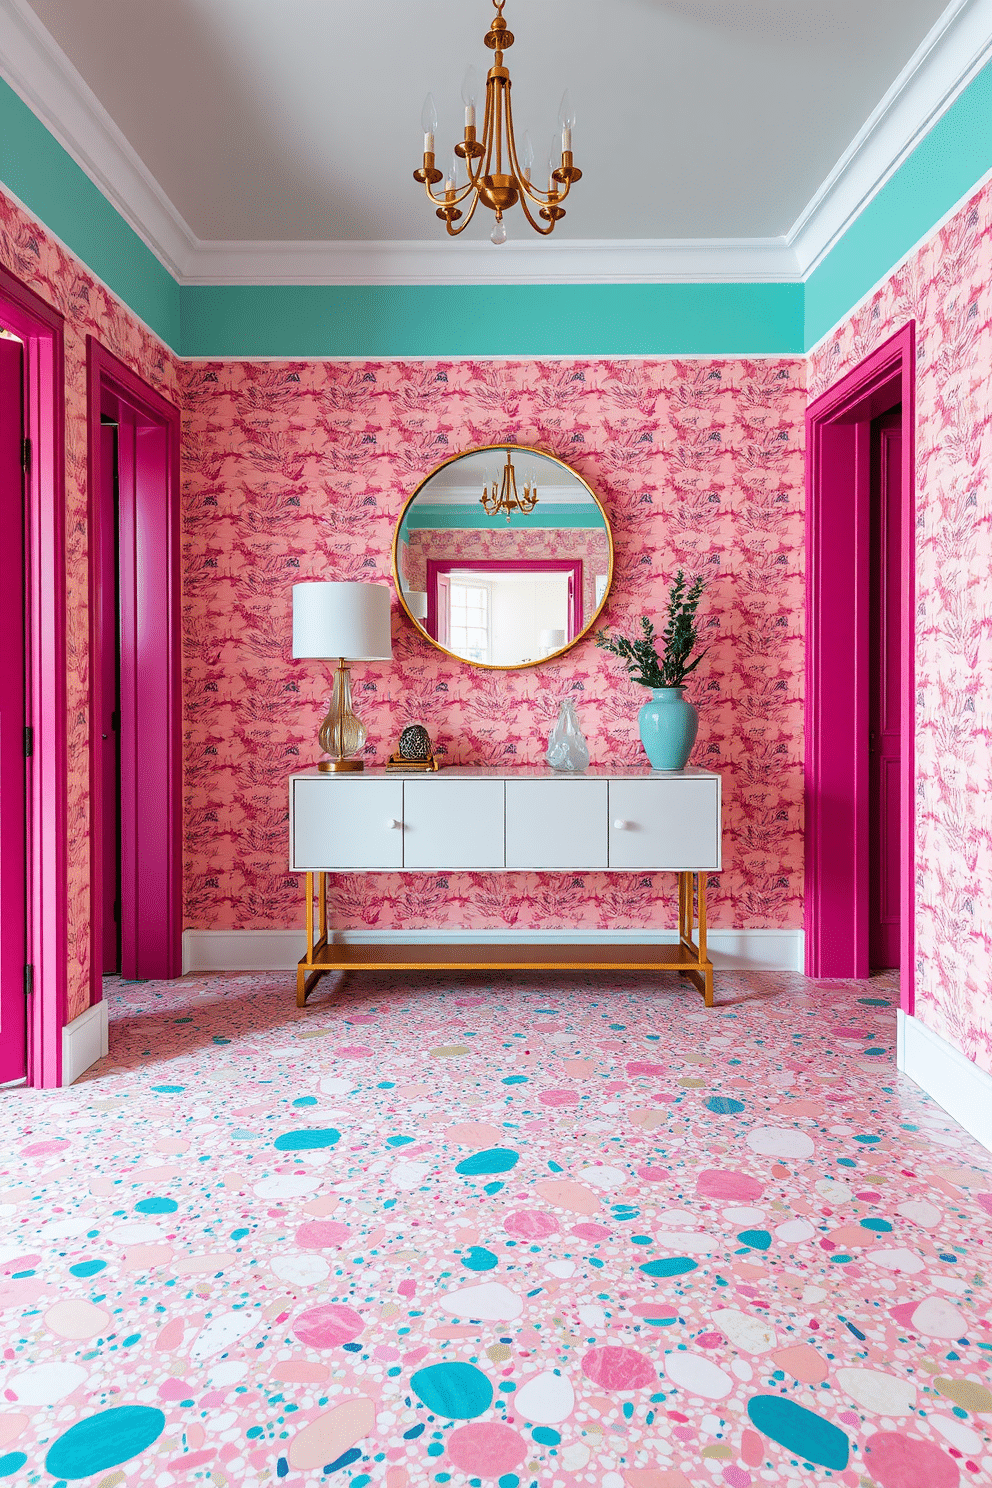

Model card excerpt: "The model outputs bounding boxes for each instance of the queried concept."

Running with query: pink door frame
[0,338,27,1083]
[0,265,67,1088]
[87,339,182,993]
[425,558,584,641]
[805,322,916,1011]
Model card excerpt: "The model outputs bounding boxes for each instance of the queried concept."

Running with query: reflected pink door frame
[426,559,584,641]
[87,339,181,993]
[0,264,67,1088]
[805,323,916,1012]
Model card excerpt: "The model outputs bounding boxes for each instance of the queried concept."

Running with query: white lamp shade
[406,590,429,620]
[292,581,393,661]
[541,628,566,649]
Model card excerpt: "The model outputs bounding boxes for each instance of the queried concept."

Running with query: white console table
[289,766,722,1007]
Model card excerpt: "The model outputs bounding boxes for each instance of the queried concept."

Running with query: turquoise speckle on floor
[0,967,990,1487]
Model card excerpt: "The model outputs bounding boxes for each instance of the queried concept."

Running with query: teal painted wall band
[401,505,607,531]
[806,59,992,348]
[0,80,180,347]
[4,44,992,360]
[179,281,804,359]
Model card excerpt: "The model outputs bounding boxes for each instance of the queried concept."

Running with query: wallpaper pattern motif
[181,358,806,936]
[809,179,992,1073]
[0,188,178,1023]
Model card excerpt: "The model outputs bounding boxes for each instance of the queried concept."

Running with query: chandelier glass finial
[413,0,581,241]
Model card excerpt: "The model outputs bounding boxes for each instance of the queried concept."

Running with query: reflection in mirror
[394,446,612,669]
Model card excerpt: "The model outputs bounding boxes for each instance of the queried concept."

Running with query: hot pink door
[869,406,902,968]
[98,421,120,973]
[0,338,26,1083]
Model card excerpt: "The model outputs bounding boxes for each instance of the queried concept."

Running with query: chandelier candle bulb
[421,93,438,155]
[413,0,580,239]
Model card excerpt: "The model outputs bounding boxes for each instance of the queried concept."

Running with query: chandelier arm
[502,90,557,205]
[444,191,482,236]
[423,178,477,208]
[516,189,559,235]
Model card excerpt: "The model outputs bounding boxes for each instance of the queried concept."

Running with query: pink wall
[809,179,992,1074]
[181,358,806,935]
[0,186,179,1023]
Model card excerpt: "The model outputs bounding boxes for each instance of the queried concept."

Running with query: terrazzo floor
[1,968,991,1488]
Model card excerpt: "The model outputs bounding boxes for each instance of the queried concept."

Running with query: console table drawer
[506,779,608,867]
[291,777,404,869]
[608,777,720,870]
[403,779,505,868]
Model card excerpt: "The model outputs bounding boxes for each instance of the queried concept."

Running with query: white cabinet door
[292,778,404,870]
[403,779,504,868]
[608,777,720,870]
[505,779,608,868]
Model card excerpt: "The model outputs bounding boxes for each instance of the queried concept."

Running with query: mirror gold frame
[392,444,614,671]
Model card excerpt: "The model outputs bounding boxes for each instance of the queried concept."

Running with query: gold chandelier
[480,449,538,523]
[414,0,581,245]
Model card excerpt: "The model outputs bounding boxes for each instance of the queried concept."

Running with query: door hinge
[23,725,33,758]
[21,437,30,474]
[24,964,34,999]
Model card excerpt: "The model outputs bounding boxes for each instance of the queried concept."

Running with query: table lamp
[292,581,393,772]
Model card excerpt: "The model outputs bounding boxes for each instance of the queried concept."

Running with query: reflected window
[449,580,490,663]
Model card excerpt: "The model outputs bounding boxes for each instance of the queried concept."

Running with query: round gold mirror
[393,445,613,669]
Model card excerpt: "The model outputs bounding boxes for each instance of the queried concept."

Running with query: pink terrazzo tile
[0,969,990,1486]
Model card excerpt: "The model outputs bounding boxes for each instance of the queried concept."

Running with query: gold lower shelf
[302,940,706,973]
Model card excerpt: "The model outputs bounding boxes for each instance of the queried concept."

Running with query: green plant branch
[596,570,708,688]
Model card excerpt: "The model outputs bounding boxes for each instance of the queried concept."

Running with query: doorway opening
[0,334,27,1084]
[0,269,66,1087]
[869,406,902,971]
[87,340,181,995]
[805,323,916,1011]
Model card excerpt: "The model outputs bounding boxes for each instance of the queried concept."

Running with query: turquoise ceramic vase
[638,686,699,770]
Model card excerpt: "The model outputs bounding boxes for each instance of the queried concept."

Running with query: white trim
[183,351,804,365]
[61,999,108,1086]
[178,238,800,287]
[897,1008,992,1154]
[2,0,990,287]
[182,926,804,975]
[0,0,196,279]
[789,0,992,277]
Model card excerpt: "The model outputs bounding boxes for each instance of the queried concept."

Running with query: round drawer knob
[613,819,631,830]
[386,818,402,829]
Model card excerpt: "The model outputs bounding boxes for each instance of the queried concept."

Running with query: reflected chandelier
[414,0,581,245]
[480,449,539,523]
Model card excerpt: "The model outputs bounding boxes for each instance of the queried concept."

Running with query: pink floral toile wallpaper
[180,357,807,937]
[5,155,990,1079]
[0,187,179,1023]
[809,177,992,1075]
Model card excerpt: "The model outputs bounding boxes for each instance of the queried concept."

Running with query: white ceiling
[18,0,952,244]
[3,0,990,283]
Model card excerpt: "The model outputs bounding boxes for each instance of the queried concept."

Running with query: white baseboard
[182,927,804,975]
[62,999,108,1086]
[898,1009,992,1154]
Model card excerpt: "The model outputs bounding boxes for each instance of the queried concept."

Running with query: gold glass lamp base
[316,659,367,772]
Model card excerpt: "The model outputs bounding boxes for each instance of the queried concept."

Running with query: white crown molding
[789,0,992,276]
[177,237,801,286]
[0,0,989,287]
[0,0,197,278]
